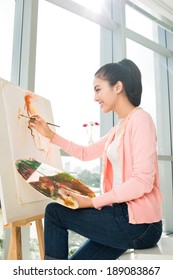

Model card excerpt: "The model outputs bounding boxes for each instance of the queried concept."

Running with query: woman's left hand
[65,190,94,209]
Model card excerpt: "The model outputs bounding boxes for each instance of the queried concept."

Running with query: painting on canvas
[0,78,62,224]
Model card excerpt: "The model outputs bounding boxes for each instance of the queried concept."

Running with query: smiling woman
[29,57,162,260]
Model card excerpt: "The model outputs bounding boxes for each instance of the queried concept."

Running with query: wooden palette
[15,159,95,209]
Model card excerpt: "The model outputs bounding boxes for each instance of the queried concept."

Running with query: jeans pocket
[133,221,162,249]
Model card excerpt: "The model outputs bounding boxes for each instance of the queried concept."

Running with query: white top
[107,133,122,188]
[106,118,127,188]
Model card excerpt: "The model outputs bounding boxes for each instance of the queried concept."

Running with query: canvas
[0,78,62,225]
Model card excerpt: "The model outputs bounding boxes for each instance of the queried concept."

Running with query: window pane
[35,0,100,171]
[0,0,15,80]
[125,4,162,44]
[35,1,100,144]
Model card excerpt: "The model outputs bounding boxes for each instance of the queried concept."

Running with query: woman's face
[93,77,119,113]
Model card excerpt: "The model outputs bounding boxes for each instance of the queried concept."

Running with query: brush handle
[46,122,60,128]
[20,114,60,128]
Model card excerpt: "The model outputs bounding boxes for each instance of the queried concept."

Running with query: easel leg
[5,214,44,260]
[7,226,22,260]
[35,219,44,260]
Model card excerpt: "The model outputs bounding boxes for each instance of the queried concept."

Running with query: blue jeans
[44,202,162,260]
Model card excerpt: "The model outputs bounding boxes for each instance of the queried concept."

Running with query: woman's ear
[114,81,123,94]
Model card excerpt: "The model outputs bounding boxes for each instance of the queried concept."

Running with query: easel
[4,214,44,260]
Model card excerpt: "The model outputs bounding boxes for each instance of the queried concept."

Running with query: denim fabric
[44,202,162,260]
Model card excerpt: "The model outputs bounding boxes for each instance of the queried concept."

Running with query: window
[125,4,160,43]
[0,0,15,260]
[0,0,15,80]
[35,0,101,187]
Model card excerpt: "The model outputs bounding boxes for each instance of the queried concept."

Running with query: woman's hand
[65,190,94,209]
[28,114,55,140]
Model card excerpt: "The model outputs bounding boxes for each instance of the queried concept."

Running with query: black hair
[94,59,142,106]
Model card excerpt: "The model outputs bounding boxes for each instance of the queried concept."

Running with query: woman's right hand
[28,114,55,140]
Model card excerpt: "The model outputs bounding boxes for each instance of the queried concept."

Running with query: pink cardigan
[51,108,162,224]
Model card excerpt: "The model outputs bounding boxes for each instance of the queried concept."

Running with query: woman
[29,59,162,260]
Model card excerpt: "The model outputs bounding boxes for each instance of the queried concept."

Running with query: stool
[119,234,173,260]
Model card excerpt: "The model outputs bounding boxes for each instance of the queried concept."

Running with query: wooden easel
[4,214,44,260]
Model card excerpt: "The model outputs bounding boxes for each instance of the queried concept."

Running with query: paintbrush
[19,114,60,128]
